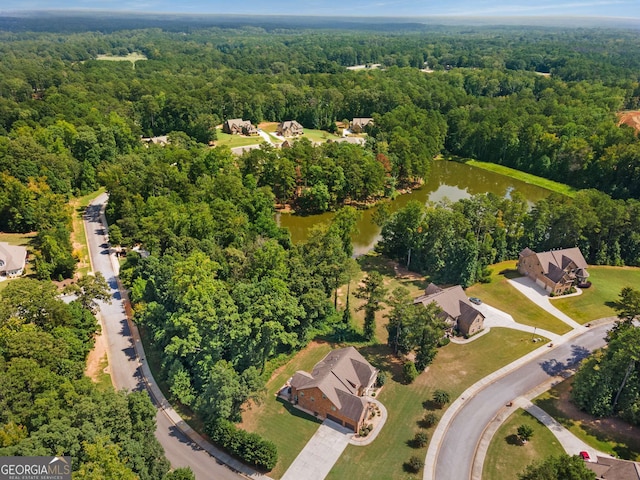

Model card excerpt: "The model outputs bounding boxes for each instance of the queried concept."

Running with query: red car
[579,451,591,461]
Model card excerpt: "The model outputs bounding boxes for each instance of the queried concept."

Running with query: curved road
[432,324,610,480]
[84,194,242,480]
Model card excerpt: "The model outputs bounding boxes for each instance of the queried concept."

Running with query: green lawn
[215,130,265,148]
[461,159,577,198]
[327,328,547,480]
[300,128,341,143]
[95,52,147,67]
[466,261,572,335]
[534,378,640,460]
[484,409,561,480]
[551,266,640,323]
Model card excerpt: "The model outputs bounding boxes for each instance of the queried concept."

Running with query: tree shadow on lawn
[498,268,520,279]
[505,434,522,446]
[359,344,405,384]
[276,397,323,425]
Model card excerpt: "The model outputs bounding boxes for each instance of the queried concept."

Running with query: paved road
[432,324,610,480]
[84,194,243,480]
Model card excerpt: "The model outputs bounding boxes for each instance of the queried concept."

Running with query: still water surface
[277,160,553,255]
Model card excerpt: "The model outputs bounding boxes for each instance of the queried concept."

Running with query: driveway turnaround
[281,420,353,480]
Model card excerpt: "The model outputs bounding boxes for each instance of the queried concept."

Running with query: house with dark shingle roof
[518,247,589,295]
[223,118,259,136]
[0,242,27,278]
[413,283,485,337]
[289,347,377,432]
[276,120,303,137]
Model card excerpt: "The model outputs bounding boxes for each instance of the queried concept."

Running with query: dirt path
[618,110,640,133]
[84,319,110,383]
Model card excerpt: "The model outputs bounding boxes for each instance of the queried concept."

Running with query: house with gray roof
[0,242,27,279]
[413,283,485,337]
[518,247,589,295]
[289,346,377,432]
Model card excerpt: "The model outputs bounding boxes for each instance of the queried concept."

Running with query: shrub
[517,424,534,444]
[423,412,438,427]
[437,336,450,347]
[206,420,278,470]
[433,389,450,407]
[377,370,388,387]
[414,431,428,448]
[404,455,424,473]
[403,361,419,384]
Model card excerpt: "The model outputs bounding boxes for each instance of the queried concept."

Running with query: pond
[277,160,554,256]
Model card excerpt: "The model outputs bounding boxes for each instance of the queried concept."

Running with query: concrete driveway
[508,277,585,330]
[282,420,352,480]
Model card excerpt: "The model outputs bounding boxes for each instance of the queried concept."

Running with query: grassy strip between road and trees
[534,378,640,461]
[69,188,105,277]
[461,158,578,198]
[484,408,561,480]
[551,266,640,324]
[466,261,572,335]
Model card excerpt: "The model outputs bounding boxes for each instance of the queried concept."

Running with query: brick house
[517,247,589,295]
[0,242,27,278]
[222,118,259,136]
[276,120,303,137]
[413,283,485,336]
[289,347,377,432]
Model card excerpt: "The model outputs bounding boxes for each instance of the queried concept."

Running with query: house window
[331,406,336,411]
[311,397,315,402]
[322,394,326,399]
[300,392,304,396]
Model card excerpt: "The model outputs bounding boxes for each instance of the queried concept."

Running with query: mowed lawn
[466,261,572,334]
[215,130,265,148]
[551,266,640,323]
[484,409,561,480]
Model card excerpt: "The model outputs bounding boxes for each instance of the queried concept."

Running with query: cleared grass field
[551,266,640,323]
[95,52,147,67]
[466,261,572,334]
[484,409,561,480]
[462,159,577,198]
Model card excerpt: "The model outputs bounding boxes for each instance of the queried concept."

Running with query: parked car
[579,451,591,461]
[469,297,482,305]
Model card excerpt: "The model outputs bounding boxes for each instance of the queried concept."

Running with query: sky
[2,0,640,18]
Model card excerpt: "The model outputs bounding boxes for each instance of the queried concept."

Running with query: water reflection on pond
[277,160,553,255]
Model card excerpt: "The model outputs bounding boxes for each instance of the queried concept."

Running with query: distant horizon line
[1,10,639,20]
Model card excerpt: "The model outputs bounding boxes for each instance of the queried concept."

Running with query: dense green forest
[2,16,640,471]
[0,277,174,478]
